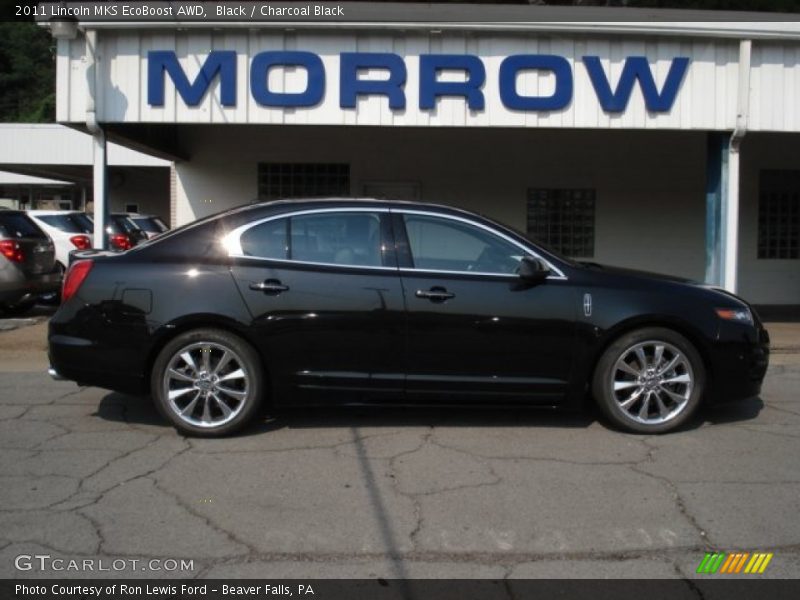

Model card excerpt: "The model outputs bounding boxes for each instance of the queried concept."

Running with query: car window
[238,212,384,267]
[0,213,48,240]
[403,214,527,274]
[37,213,92,234]
[240,217,288,259]
[291,213,383,267]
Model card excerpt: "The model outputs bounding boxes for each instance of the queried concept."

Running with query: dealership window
[758,171,800,259]
[526,189,595,258]
[257,163,350,200]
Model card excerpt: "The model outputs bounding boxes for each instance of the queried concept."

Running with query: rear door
[228,208,406,405]
[395,210,577,404]
[0,212,55,275]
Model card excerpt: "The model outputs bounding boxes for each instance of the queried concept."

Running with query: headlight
[715,307,753,325]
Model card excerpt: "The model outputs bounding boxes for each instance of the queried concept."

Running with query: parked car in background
[127,213,170,240]
[84,213,148,251]
[0,209,60,315]
[27,210,94,272]
[49,199,769,437]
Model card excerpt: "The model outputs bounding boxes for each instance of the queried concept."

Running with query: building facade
[46,5,800,305]
[0,124,171,219]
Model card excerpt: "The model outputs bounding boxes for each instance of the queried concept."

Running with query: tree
[0,22,55,122]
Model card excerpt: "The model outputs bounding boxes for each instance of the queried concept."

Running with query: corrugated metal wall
[57,30,799,132]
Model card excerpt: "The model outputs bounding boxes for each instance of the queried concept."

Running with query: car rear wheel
[592,327,705,433]
[151,328,264,437]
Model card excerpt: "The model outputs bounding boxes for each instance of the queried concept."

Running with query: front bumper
[708,323,770,404]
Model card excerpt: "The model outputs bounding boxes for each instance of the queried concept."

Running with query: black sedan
[48,200,769,436]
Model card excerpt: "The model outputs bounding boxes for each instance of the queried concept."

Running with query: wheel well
[588,319,714,393]
[145,320,271,394]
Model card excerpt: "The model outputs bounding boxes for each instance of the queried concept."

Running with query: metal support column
[91,129,109,249]
[86,28,108,249]
[705,133,728,288]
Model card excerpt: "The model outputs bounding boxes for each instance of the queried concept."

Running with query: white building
[43,3,800,307]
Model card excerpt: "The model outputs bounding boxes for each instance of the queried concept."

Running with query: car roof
[28,210,84,215]
[238,197,481,218]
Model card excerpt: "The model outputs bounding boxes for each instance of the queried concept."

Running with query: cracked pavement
[1,320,799,580]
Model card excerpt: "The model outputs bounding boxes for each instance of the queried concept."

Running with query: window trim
[223,206,567,280]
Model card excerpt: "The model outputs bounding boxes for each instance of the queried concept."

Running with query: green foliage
[0,22,55,122]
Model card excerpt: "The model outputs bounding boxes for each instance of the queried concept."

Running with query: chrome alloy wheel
[610,340,694,426]
[163,341,250,429]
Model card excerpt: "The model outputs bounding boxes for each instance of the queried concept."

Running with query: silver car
[0,209,60,316]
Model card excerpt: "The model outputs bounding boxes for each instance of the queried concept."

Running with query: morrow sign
[147,51,691,113]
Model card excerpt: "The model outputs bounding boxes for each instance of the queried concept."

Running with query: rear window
[132,216,169,233]
[37,213,93,234]
[0,213,48,240]
[111,215,141,234]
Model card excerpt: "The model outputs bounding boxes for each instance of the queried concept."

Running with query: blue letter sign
[148,50,237,107]
[499,55,573,111]
[583,55,690,112]
[250,51,325,107]
[340,53,407,109]
[419,54,486,110]
[146,50,691,115]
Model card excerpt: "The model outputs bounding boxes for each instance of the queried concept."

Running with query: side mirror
[518,256,551,283]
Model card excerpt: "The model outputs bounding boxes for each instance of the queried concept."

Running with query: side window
[240,218,288,259]
[290,212,383,267]
[403,214,527,275]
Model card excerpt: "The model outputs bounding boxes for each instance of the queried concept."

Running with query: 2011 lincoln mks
[48,199,769,436]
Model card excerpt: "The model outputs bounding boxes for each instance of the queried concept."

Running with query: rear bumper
[0,270,61,305]
[48,332,146,393]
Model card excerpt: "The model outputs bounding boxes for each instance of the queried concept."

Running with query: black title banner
[3,579,800,600]
[3,1,799,23]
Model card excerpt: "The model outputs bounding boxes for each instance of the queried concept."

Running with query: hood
[578,262,697,285]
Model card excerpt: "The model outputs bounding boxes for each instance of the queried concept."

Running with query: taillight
[109,233,132,251]
[0,239,24,263]
[62,260,93,303]
[69,234,91,250]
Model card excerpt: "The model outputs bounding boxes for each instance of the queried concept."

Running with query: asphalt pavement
[0,317,799,580]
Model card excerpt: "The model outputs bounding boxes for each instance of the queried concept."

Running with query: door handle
[415,287,455,302]
[249,279,289,294]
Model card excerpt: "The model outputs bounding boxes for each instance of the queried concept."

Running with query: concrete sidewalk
[766,322,800,353]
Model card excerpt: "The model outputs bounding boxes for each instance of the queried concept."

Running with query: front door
[395,211,577,404]
[229,209,405,404]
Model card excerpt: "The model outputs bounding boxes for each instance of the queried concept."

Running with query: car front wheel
[592,327,705,434]
[151,328,264,436]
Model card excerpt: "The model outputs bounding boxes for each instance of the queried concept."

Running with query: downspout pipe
[85,28,108,250]
[722,39,751,293]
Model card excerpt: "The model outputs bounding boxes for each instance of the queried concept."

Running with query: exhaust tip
[48,367,67,381]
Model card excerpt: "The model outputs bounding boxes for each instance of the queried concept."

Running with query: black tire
[151,328,264,437]
[591,327,706,434]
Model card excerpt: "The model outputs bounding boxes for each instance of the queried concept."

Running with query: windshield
[37,213,93,234]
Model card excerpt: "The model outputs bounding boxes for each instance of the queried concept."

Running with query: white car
[27,210,94,271]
